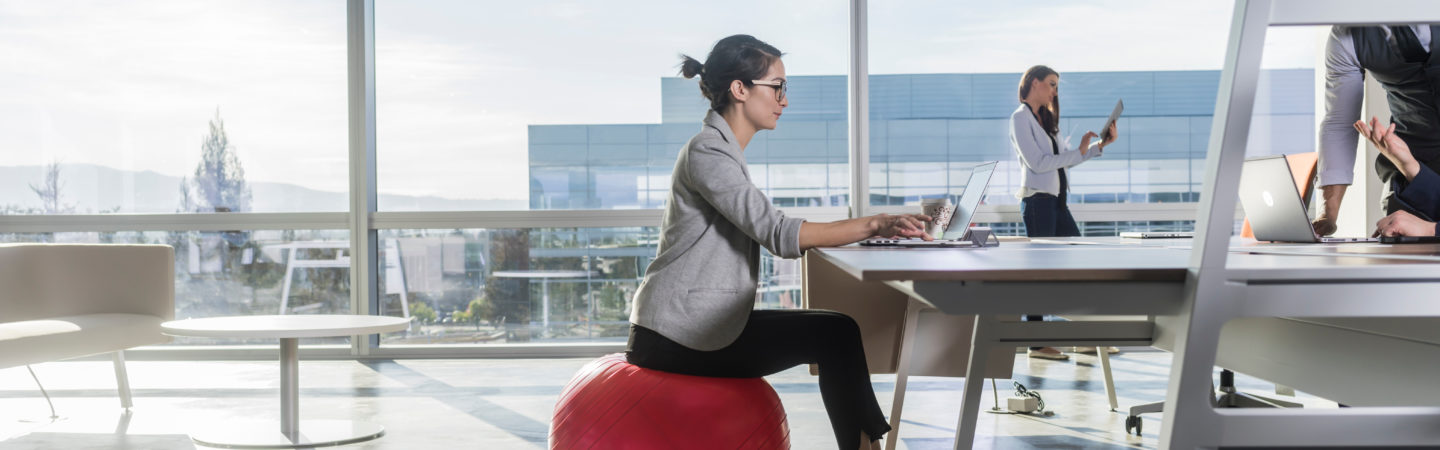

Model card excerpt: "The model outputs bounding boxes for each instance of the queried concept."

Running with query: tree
[177,176,195,213]
[450,309,472,324]
[180,110,252,213]
[410,301,437,323]
[176,109,255,253]
[29,161,74,214]
[467,296,496,326]
[169,110,261,317]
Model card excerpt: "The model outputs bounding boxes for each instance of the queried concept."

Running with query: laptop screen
[941,161,997,239]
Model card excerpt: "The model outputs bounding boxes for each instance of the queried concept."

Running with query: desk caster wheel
[1125,415,1142,436]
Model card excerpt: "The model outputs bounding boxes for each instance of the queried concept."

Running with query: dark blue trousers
[1022,193,1080,238]
[1021,193,1080,331]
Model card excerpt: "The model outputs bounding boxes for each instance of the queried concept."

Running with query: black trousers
[627,309,891,450]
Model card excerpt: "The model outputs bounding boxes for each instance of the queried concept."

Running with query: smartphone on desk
[1380,235,1440,244]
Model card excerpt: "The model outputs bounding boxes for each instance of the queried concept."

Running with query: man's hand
[1312,184,1348,237]
[1311,216,1338,237]
[1373,210,1437,237]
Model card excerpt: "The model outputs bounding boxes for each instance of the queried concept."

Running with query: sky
[0,0,1324,210]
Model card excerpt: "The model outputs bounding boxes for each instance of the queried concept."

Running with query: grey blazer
[629,110,807,351]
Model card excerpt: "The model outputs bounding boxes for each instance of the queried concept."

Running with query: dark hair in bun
[678,35,782,113]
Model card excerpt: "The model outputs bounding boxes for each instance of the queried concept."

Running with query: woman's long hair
[679,35,783,113]
[1018,65,1060,136]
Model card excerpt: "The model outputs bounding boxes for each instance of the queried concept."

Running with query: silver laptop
[861,161,997,247]
[1238,156,1374,243]
[1120,231,1193,239]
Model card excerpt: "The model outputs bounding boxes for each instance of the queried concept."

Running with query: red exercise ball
[550,353,790,449]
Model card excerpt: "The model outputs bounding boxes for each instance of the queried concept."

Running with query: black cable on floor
[1013,381,1045,413]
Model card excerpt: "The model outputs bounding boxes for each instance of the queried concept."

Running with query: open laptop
[1239,155,1375,243]
[861,161,997,247]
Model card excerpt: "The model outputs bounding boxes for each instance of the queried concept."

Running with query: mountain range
[0,164,525,213]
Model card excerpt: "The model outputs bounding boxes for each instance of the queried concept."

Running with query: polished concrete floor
[0,349,1331,449]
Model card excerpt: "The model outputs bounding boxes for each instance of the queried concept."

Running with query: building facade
[529,69,1315,218]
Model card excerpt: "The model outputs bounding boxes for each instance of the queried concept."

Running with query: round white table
[161,315,411,449]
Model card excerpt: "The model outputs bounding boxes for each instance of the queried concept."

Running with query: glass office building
[529,69,1315,216]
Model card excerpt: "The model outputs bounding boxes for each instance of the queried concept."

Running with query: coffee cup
[921,198,953,237]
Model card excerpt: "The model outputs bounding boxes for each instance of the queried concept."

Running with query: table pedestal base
[189,419,384,449]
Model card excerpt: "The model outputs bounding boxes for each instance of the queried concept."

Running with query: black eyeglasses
[749,79,787,102]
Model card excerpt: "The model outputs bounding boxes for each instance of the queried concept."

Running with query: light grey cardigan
[629,110,807,351]
[1010,104,1099,199]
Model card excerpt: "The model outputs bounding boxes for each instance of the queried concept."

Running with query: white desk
[811,242,1190,449]
[162,315,411,449]
[810,240,1440,449]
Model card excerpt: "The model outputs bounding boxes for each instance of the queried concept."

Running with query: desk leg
[1097,346,1118,411]
[280,337,299,438]
[885,299,922,450]
[953,314,995,450]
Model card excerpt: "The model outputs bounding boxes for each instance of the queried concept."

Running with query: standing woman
[626,35,931,450]
[1009,65,1117,359]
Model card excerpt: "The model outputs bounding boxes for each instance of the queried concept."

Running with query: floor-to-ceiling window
[370,0,847,346]
[866,1,1320,236]
[0,1,1335,354]
[0,0,356,345]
